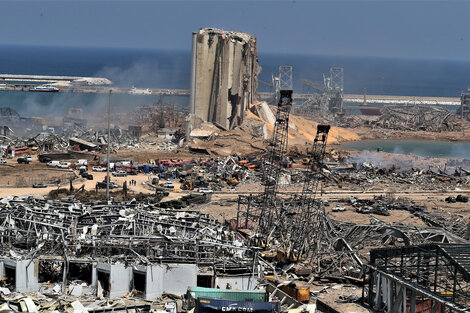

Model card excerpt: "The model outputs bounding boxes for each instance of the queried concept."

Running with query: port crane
[257,90,293,238]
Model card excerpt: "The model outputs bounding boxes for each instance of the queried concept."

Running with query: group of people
[129,179,137,186]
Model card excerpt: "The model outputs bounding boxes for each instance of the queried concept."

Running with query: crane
[257,90,293,238]
[288,125,331,262]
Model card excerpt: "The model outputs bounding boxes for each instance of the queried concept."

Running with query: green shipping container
[187,286,267,308]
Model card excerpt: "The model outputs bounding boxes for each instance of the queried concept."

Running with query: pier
[0,73,460,106]
[0,84,460,106]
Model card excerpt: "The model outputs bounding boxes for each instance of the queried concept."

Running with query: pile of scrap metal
[377,105,457,131]
[237,199,469,287]
[236,186,469,285]
[178,155,263,191]
[414,210,470,240]
[0,132,70,157]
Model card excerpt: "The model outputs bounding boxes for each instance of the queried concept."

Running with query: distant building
[157,128,178,140]
[0,107,43,135]
[128,125,142,138]
[459,93,470,120]
[63,108,87,128]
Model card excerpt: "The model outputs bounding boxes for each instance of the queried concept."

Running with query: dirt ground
[0,161,74,187]
[0,156,182,199]
[2,154,469,225]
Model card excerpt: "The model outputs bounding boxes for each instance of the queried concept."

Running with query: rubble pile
[0,132,70,156]
[27,132,69,151]
[176,155,267,192]
[63,126,142,150]
[0,124,172,157]
[0,107,44,136]
[378,105,456,131]
[188,117,267,157]
[336,214,468,257]
[327,161,470,191]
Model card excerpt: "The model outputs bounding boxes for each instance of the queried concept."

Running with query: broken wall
[163,264,197,295]
[96,263,132,298]
[191,28,260,130]
[3,259,39,293]
[214,276,258,290]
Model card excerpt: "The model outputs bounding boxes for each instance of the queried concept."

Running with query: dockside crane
[257,90,293,238]
[288,124,332,262]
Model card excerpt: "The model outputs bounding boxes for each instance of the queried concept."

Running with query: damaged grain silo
[189,28,260,130]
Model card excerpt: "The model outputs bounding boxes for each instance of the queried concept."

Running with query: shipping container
[187,286,266,309]
[195,297,280,313]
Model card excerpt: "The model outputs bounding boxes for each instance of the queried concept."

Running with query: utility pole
[106,90,112,200]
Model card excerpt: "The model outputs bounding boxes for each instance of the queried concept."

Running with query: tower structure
[288,125,331,261]
[257,90,293,237]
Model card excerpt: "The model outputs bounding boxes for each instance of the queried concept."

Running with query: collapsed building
[63,107,87,128]
[0,107,44,136]
[0,196,256,301]
[189,28,260,131]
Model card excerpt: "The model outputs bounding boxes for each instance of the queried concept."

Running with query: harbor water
[341,139,470,159]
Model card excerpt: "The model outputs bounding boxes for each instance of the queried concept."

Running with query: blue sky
[0,1,469,60]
